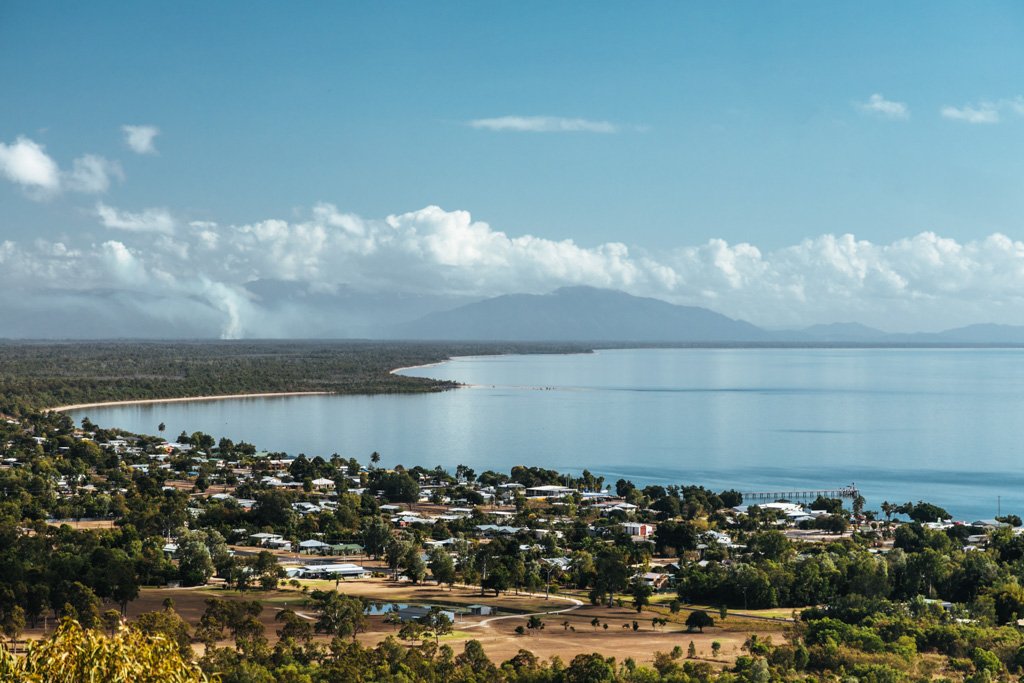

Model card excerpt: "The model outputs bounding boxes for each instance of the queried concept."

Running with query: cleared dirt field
[439,607,756,666]
[44,519,116,530]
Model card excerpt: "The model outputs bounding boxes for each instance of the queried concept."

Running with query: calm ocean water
[73,348,1024,520]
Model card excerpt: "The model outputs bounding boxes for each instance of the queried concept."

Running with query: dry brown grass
[44,519,116,530]
[13,577,780,667]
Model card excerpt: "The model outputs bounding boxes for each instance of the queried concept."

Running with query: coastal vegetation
[0,340,590,415]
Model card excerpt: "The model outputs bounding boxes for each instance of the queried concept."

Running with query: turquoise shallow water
[74,348,1024,520]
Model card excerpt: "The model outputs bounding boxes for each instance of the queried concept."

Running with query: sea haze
[74,348,1024,520]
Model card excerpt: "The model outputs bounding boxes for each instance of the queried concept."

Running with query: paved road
[270,590,585,627]
[464,594,584,629]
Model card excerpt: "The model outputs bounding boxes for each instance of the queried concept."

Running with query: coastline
[49,391,333,413]
[389,359,452,375]
[52,356,472,414]
[392,358,486,388]
[54,351,587,415]
[37,349,1016,519]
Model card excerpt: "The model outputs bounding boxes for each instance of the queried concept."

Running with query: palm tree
[370,452,381,469]
[881,501,895,531]
[853,494,866,516]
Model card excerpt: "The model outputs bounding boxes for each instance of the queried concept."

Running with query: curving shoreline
[51,358,465,414]
[52,351,569,414]
[389,360,451,375]
[49,391,333,413]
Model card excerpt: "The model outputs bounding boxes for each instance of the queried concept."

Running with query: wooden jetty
[740,483,859,502]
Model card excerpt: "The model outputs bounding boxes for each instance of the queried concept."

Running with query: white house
[622,522,656,539]
[298,539,332,554]
[289,563,369,579]
[250,532,283,546]
[525,484,576,498]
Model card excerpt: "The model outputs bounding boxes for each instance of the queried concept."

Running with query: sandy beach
[389,360,451,375]
[48,391,333,413]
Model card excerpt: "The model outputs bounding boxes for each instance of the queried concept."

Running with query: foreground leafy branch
[0,618,213,683]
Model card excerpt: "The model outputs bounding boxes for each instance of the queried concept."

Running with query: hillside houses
[7,411,1011,619]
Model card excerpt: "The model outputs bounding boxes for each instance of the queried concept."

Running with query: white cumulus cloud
[0,136,61,196]
[0,137,125,198]
[6,202,1024,338]
[858,93,909,120]
[940,96,1024,124]
[468,116,619,133]
[65,154,124,193]
[122,124,160,154]
[941,102,1000,124]
[164,206,1024,331]
[96,202,175,234]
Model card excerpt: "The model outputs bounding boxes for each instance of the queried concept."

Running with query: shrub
[0,618,210,682]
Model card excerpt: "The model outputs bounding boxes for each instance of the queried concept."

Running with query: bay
[72,348,1024,520]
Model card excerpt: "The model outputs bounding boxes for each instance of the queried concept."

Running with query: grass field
[139,578,778,666]
[10,576,785,666]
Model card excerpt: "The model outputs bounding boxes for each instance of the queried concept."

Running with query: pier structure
[739,483,859,503]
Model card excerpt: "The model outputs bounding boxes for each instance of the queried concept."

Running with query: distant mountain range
[389,286,769,342]
[6,281,1024,343]
[900,323,1024,344]
[793,321,1024,344]
[388,286,1024,344]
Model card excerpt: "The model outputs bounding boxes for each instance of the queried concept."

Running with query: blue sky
[1,2,1024,336]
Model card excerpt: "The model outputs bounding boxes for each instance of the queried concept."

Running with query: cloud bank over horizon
[3,201,1024,339]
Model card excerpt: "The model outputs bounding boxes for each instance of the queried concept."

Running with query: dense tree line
[674,522,1024,616]
[0,340,593,414]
